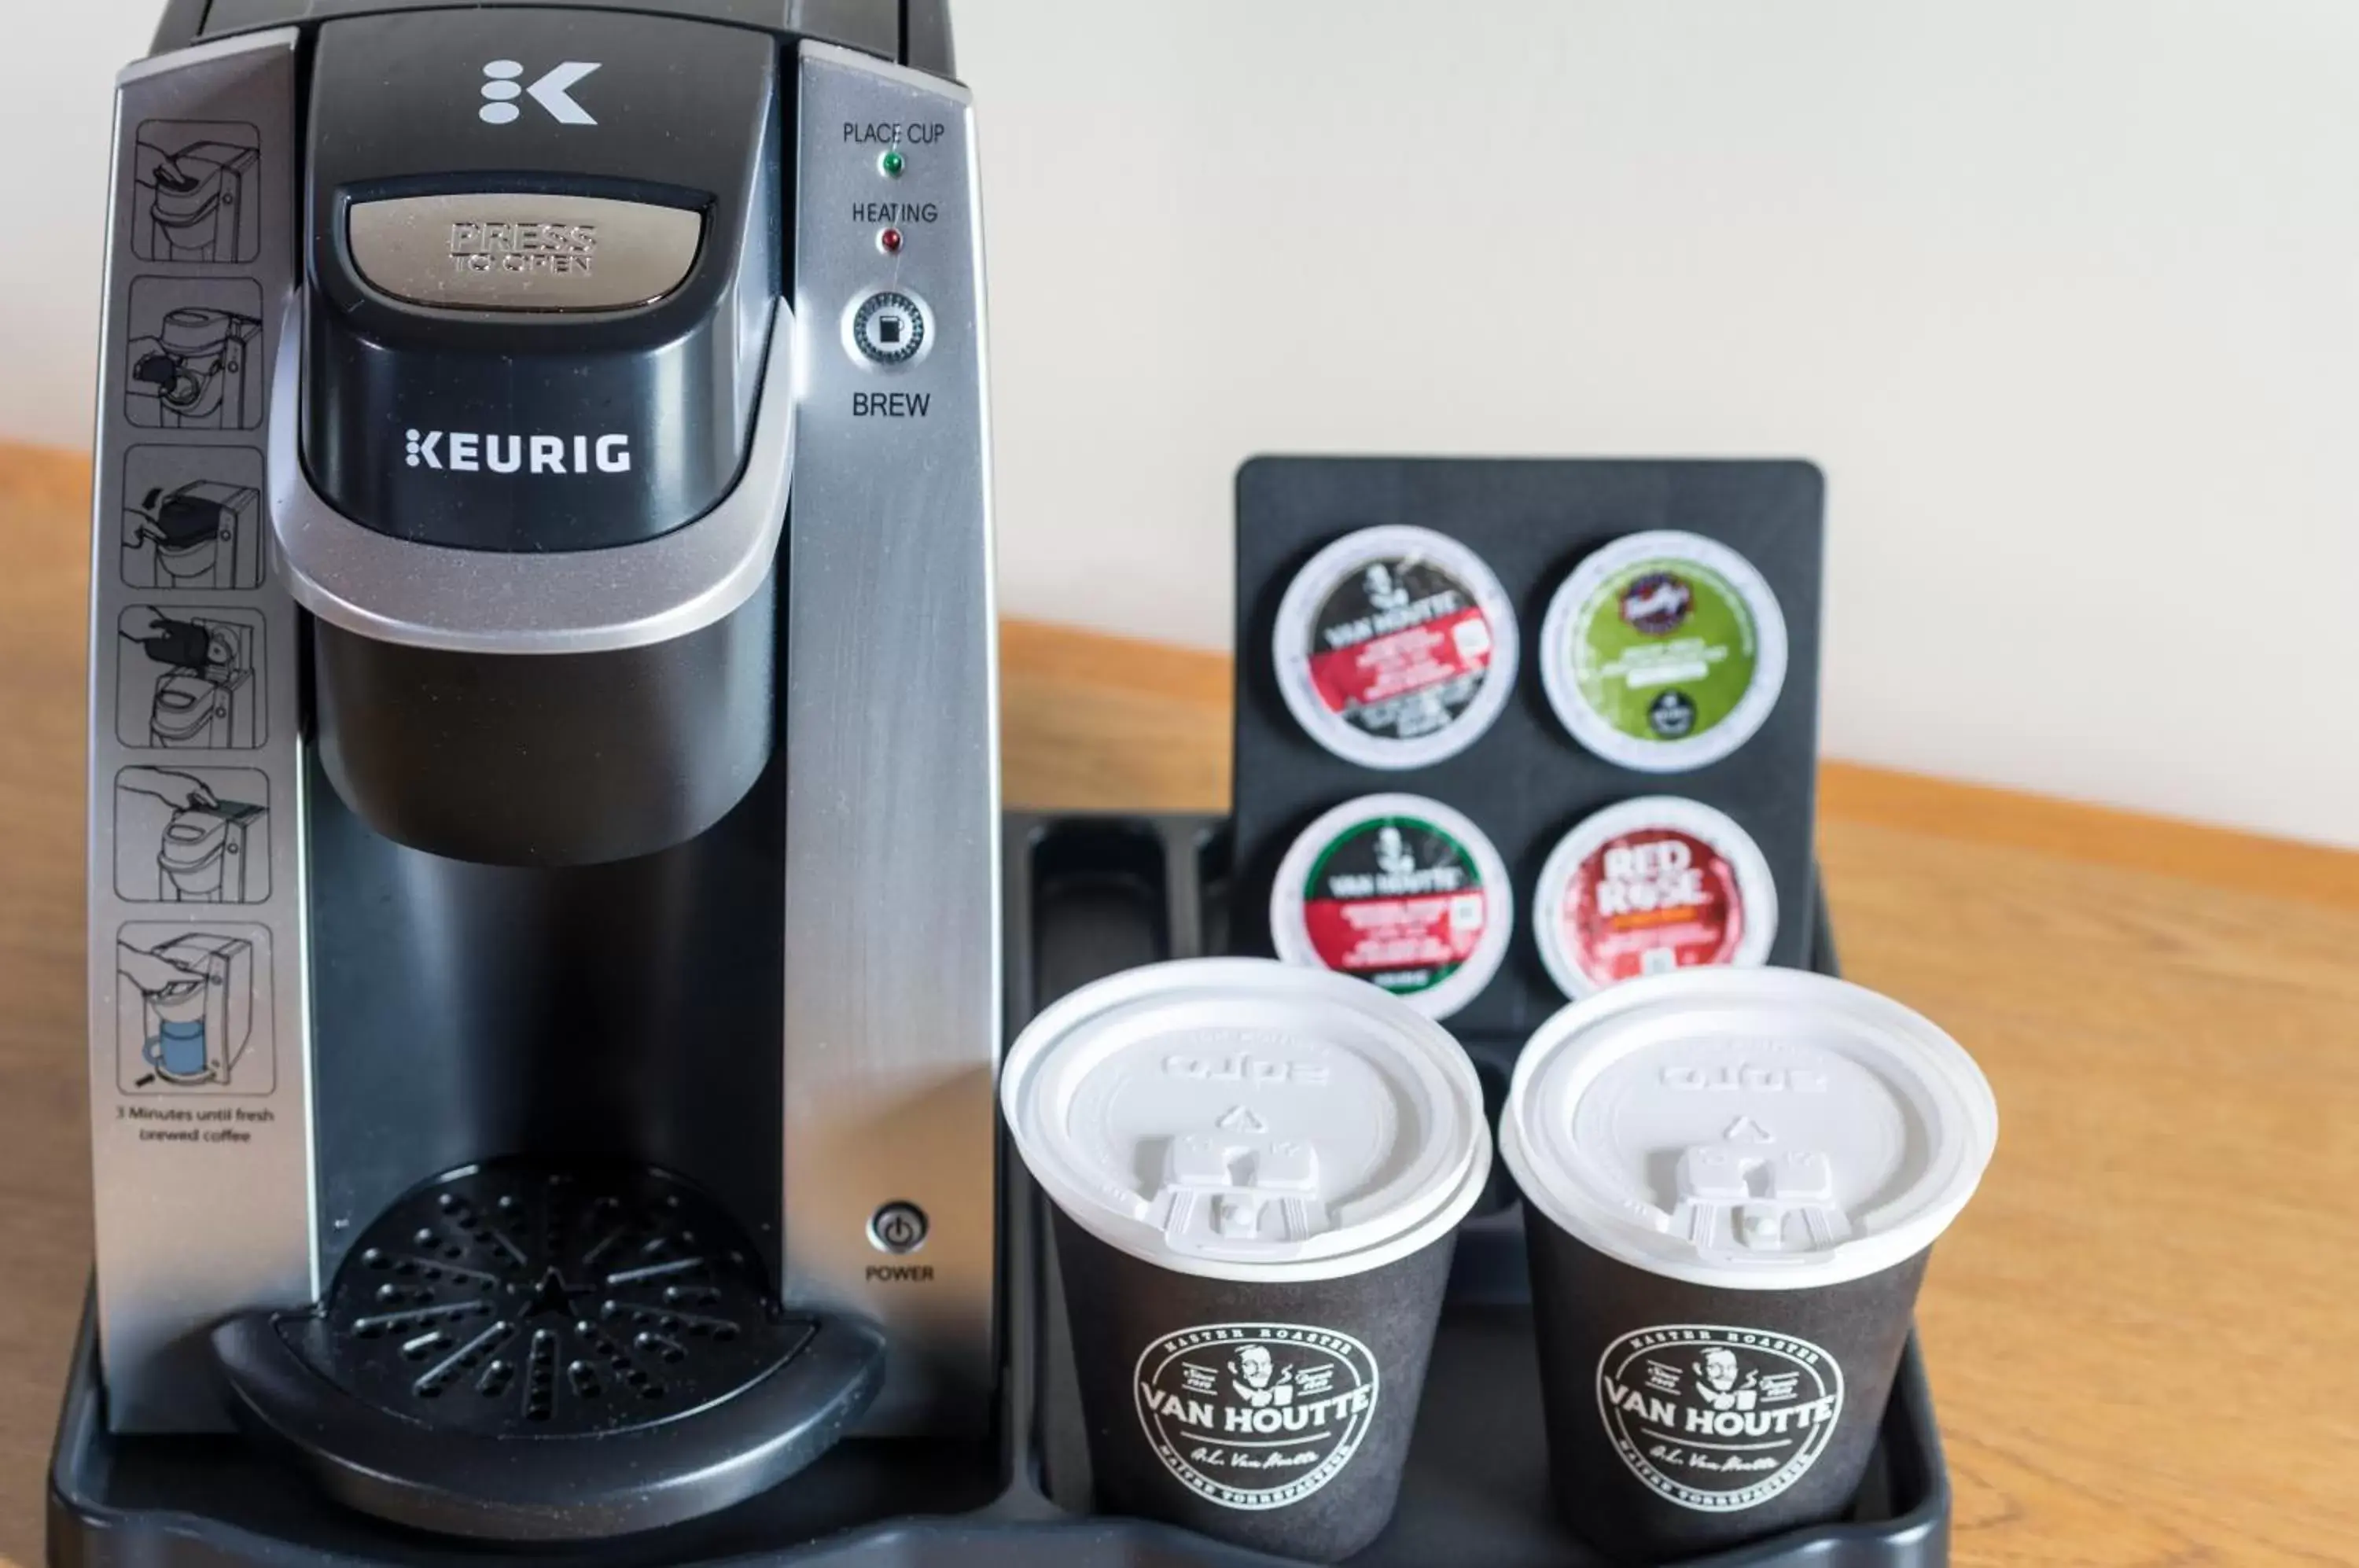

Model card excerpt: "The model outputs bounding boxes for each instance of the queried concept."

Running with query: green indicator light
[880,149,905,178]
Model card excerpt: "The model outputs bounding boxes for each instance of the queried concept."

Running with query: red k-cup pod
[1272,525,1518,770]
[1271,793,1514,1021]
[1500,969,1999,1560]
[1002,959,1493,1562]
[1533,797,1777,1001]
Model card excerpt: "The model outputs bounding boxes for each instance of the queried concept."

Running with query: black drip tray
[211,1158,888,1542]
[311,1161,804,1437]
[47,813,1949,1568]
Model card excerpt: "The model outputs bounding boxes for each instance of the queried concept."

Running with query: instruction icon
[116,922,273,1094]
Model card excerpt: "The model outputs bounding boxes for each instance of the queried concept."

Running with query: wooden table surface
[4,440,2356,1565]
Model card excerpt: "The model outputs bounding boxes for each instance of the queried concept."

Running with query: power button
[868,1201,929,1254]
[848,289,929,366]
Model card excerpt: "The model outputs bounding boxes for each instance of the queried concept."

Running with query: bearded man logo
[1230,1343,1297,1408]
[1363,562,1412,613]
[1691,1347,1760,1412]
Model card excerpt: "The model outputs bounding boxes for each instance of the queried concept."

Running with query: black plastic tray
[46,813,1947,1568]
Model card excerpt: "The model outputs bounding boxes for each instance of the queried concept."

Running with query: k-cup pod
[1003,958,1492,1562]
[1270,793,1514,1021]
[1500,969,1997,1561]
[1273,525,1518,769]
[1540,530,1787,772]
[1533,796,1778,1000]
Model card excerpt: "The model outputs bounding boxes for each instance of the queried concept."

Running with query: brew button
[868,1202,929,1254]
[850,289,927,366]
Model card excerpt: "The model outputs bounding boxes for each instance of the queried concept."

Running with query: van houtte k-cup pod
[1533,796,1776,1001]
[1540,530,1787,772]
[1273,525,1518,770]
[1002,958,1493,1561]
[1271,793,1514,1021]
[1499,968,1998,1559]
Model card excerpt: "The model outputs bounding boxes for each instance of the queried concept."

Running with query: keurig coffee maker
[74,0,996,1545]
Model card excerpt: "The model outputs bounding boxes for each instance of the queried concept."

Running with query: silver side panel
[86,29,311,1434]
[785,42,1000,1435]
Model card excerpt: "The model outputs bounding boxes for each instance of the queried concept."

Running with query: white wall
[6,4,2357,846]
[962,0,2359,848]
[0,3,159,447]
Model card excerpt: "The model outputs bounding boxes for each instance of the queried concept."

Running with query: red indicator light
[878,227,903,255]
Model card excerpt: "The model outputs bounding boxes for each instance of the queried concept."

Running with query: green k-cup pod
[1001,959,1493,1561]
[1270,794,1514,1022]
[1274,525,1518,771]
[1500,968,1998,1559]
[1540,531,1788,773]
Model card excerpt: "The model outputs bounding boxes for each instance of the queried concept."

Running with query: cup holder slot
[1029,819,1172,1007]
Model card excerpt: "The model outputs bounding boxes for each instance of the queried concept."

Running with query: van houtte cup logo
[1595,1325,1844,1513]
[1135,1323,1381,1511]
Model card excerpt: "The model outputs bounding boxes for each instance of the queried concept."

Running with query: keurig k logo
[403,429,631,475]
[477,60,602,127]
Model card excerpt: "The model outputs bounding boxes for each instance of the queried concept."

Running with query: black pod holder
[208,1161,889,1541]
[1232,456,1827,1047]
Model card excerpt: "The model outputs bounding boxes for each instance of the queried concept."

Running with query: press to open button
[848,289,929,366]
[348,193,702,313]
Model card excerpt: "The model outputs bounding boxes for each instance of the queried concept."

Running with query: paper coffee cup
[1499,968,1997,1560]
[1003,958,1492,1562]
[1272,525,1519,770]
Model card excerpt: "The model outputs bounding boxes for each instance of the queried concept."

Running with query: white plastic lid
[1531,796,1778,1001]
[1539,530,1788,774]
[1501,968,1997,1290]
[1270,793,1514,1022]
[1002,958,1494,1283]
[1273,525,1519,771]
